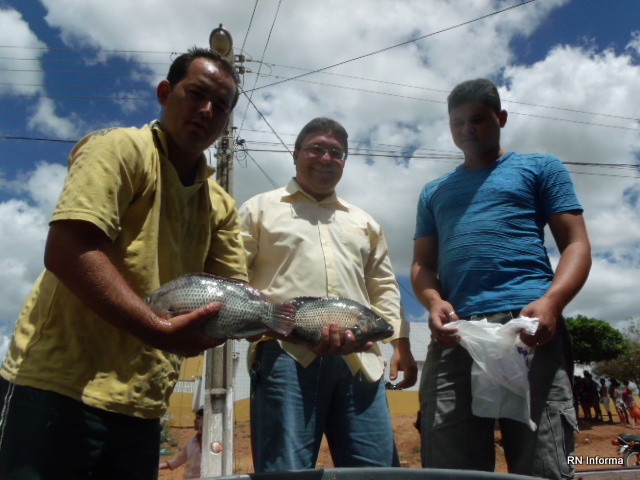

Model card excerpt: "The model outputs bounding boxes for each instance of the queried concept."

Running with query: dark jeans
[0,378,161,480]
[250,340,398,472]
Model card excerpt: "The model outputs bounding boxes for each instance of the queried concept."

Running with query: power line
[238,0,283,136]
[0,45,176,55]
[240,88,292,156]
[2,135,638,178]
[0,93,154,101]
[244,0,538,93]
[253,61,640,123]
[245,73,640,131]
[0,56,170,67]
[0,67,161,76]
[2,54,636,123]
[4,75,637,131]
[0,82,152,90]
[239,0,259,56]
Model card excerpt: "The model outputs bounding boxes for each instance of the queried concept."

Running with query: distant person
[411,78,591,479]
[600,378,613,423]
[160,409,203,479]
[0,48,247,479]
[628,397,640,428]
[610,379,630,426]
[575,376,592,420]
[623,381,638,426]
[239,117,417,472]
[584,371,602,421]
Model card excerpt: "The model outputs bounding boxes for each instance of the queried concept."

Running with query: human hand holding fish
[152,301,227,357]
[144,274,296,344]
[307,322,375,357]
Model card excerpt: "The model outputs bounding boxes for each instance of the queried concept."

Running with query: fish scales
[289,296,394,346]
[144,274,294,339]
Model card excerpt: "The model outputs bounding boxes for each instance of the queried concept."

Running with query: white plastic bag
[448,316,539,430]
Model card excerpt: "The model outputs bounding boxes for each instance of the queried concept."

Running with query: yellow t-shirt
[1,122,247,419]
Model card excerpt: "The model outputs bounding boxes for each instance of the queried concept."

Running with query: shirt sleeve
[364,222,410,340]
[166,441,189,470]
[50,129,147,240]
[538,155,583,217]
[237,199,258,281]
[414,186,438,239]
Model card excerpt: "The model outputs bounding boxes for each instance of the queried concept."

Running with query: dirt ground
[159,414,636,478]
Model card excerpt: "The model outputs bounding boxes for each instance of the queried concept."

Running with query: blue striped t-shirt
[414,151,582,318]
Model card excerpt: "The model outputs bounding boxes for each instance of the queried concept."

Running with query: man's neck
[166,141,200,186]
[462,148,506,170]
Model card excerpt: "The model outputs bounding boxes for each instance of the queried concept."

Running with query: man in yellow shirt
[239,117,417,471]
[0,48,247,479]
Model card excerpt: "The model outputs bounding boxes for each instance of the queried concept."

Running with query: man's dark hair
[166,47,240,109]
[294,117,349,158]
[196,408,204,417]
[447,78,501,114]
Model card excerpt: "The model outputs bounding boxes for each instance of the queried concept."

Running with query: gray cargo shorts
[419,310,577,479]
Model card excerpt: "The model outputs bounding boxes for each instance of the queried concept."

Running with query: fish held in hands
[288,296,394,346]
[144,274,295,339]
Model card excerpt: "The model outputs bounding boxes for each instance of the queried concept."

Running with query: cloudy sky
[1,0,639,357]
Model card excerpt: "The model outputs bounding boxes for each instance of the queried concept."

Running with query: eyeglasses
[302,144,346,161]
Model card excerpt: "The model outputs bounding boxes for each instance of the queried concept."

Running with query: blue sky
[1,0,639,354]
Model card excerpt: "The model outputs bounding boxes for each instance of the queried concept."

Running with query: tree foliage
[566,314,628,364]
[594,318,640,386]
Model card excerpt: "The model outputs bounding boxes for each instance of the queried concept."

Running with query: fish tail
[265,302,296,336]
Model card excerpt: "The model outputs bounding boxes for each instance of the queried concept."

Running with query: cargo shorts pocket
[538,399,578,479]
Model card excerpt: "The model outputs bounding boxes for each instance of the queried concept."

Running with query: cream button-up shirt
[239,179,409,382]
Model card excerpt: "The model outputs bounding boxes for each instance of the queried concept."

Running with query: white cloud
[0,7,84,138]
[0,163,66,331]
[27,97,82,139]
[26,162,68,217]
[0,8,46,95]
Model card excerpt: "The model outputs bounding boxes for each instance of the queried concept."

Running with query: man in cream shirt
[239,117,417,472]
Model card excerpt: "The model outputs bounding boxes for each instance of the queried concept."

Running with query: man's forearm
[410,262,445,311]
[45,221,166,344]
[541,240,591,313]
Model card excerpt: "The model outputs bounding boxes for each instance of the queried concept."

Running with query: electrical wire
[239,87,292,156]
[237,0,283,137]
[250,61,640,123]
[240,0,259,56]
[2,135,638,178]
[244,0,539,93]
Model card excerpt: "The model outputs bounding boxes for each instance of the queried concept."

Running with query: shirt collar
[283,178,348,208]
[150,120,215,182]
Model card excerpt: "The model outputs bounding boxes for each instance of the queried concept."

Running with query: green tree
[594,318,640,386]
[566,314,628,364]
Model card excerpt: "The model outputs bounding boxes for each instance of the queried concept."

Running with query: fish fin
[265,302,296,336]
[227,328,267,339]
[288,296,324,308]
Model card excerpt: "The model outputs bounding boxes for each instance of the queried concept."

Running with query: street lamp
[209,24,233,57]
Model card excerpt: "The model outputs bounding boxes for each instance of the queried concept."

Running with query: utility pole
[201,24,244,477]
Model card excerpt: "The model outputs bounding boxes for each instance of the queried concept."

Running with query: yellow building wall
[166,355,205,427]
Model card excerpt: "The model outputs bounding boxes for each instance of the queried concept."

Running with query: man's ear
[498,109,508,128]
[292,149,299,165]
[157,80,171,107]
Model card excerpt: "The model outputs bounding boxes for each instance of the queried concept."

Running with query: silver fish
[288,296,394,346]
[144,274,295,339]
